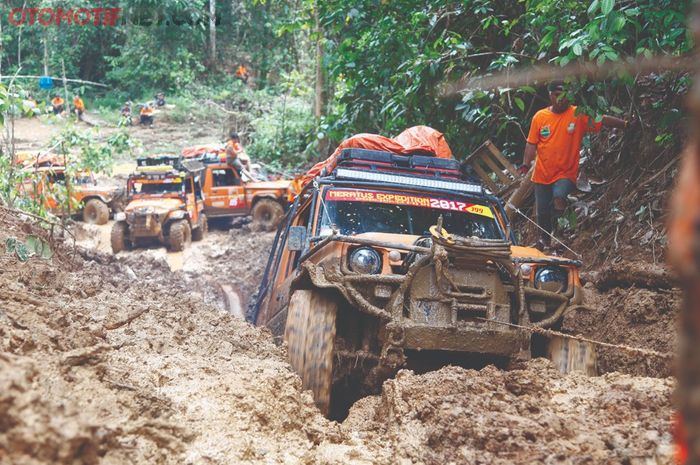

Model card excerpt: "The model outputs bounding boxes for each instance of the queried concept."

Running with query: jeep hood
[246,180,291,190]
[125,198,184,213]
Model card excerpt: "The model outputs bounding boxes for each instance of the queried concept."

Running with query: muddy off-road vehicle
[252,148,587,416]
[111,159,207,253]
[19,164,124,225]
[181,146,300,230]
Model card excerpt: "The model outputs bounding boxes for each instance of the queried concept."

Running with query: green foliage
[247,93,315,169]
[298,0,693,159]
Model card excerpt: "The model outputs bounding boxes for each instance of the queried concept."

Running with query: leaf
[587,0,600,15]
[572,43,583,56]
[601,0,615,15]
[514,97,525,112]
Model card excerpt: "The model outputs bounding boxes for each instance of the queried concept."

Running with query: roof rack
[332,148,483,193]
[136,154,180,168]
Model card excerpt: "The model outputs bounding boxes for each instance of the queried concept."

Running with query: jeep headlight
[534,266,568,293]
[114,212,126,221]
[170,210,186,219]
[349,247,381,274]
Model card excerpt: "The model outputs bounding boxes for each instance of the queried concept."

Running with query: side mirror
[287,226,307,251]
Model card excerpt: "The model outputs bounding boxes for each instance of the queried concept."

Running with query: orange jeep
[252,148,585,416]
[111,159,207,253]
[181,146,300,230]
[19,164,124,225]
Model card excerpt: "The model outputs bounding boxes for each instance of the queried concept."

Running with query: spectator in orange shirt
[72,95,85,121]
[225,131,258,181]
[520,81,627,248]
[139,103,155,127]
[51,95,65,115]
[235,64,249,84]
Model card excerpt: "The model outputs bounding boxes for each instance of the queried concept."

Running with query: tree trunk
[314,1,330,157]
[209,0,217,63]
[313,4,324,124]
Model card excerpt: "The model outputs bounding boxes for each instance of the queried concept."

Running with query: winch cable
[477,317,674,359]
[506,201,582,259]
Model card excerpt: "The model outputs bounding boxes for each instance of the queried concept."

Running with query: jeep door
[255,192,314,333]
[185,177,200,225]
[204,166,246,217]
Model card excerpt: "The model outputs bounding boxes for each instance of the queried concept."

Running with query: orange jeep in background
[111,158,207,253]
[252,148,586,417]
[181,145,300,230]
[19,162,124,225]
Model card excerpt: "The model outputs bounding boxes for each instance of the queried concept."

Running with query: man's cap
[547,80,565,92]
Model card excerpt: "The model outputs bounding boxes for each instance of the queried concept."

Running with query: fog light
[349,247,381,274]
[388,250,401,262]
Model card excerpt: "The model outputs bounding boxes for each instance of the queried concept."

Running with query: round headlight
[534,266,568,293]
[349,247,382,274]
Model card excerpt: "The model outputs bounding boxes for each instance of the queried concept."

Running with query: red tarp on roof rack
[302,126,453,186]
[181,144,226,159]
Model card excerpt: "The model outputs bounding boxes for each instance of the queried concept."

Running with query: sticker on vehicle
[326,190,494,218]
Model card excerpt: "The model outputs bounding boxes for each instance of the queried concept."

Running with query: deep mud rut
[0,116,680,464]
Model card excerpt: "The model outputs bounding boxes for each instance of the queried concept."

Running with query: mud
[71,221,275,312]
[0,211,676,465]
[563,282,680,378]
[345,361,675,464]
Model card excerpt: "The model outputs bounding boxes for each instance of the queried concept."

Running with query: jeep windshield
[318,188,503,239]
[129,178,183,197]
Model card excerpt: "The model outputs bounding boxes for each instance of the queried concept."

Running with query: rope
[506,201,582,259]
[476,317,674,359]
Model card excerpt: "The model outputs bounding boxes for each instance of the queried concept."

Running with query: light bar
[335,168,482,194]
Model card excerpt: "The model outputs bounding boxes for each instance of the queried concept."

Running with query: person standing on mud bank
[520,80,628,248]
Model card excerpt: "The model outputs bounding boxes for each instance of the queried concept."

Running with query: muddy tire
[110,221,129,254]
[192,213,208,241]
[251,199,284,232]
[169,220,191,252]
[83,199,110,225]
[284,290,337,415]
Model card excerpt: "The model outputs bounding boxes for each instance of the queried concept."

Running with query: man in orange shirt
[225,131,258,181]
[72,95,85,121]
[51,95,65,115]
[235,64,249,84]
[139,103,155,127]
[521,81,627,247]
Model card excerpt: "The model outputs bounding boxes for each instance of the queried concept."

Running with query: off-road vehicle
[252,148,585,416]
[181,146,301,230]
[19,163,124,225]
[111,158,207,253]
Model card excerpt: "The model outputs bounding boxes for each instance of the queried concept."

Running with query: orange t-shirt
[526,105,602,184]
[73,98,85,110]
[52,97,64,106]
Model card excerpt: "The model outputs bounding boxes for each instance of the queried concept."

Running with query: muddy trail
[0,116,681,463]
[0,208,676,465]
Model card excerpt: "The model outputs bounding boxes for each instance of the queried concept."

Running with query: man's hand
[518,162,532,176]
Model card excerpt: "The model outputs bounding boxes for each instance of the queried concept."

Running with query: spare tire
[83,199,110,225]
[251,199,284,232]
